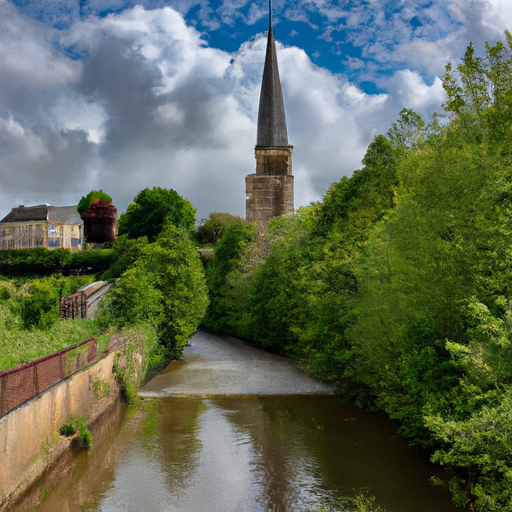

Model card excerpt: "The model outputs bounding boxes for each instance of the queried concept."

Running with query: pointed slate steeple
[245,1,294,223]
[256,9,289,147]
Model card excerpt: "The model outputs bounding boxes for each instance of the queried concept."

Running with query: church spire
[256,0,289,146]
[246,0,293,223]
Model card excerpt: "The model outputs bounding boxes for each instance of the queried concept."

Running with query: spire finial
[269,0,272,29]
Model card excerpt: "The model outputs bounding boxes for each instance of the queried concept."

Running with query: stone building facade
[245,14,294,223]
[0,204,83,251]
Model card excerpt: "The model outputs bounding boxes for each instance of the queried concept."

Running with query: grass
[111,323,164,406]
[0,316,106,371]
[0,277,168,414]
[0,276,110,371]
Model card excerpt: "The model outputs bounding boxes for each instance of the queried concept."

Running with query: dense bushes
[202,34,512,510]
[0,274,95,332]
[0,247,115,276]
[0,248,70,275]
[0,275,100,370]
[20,279,61,330]
[202,217,256,334]
[97,222,209,358]
[196,212,244,246]
[0,188,208,370]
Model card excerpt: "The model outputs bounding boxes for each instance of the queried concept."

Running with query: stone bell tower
[245,2,293,223]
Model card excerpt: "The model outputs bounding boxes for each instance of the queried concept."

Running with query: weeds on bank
[35,488,50,512]
[312,492,387,512]
[111,323,166,406]
[93,378,110,398]
[59,417,93,450]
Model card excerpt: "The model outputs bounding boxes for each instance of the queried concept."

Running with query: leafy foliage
[196,212,244,246]
[98,222,209,357]
[77,189,113,217]
[201,33,512,509]
[100,235,148,280]
[0,248,71,276]
[20,279,61,330]
[0,247,115,277]
[117,187,196,242]
[202,217,256,334]
[59,417,93,450]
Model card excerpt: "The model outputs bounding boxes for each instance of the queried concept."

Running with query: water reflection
[13,397,128,512]
[96,396,460,512]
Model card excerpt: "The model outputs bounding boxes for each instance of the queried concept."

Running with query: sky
[0,0,511,221]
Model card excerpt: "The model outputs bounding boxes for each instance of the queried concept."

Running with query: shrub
[77,190,113,217]
[117,187,196,242]
[0,248,71,276]
[58,418,93,450]
[59,420,75,437]
[20,280,60,330]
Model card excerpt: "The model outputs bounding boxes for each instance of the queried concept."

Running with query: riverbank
[0,327,153,511]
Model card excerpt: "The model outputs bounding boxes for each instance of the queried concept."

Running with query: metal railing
[0,337,98,419]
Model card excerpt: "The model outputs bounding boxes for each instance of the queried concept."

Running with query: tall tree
[98,222,209,357]
[118,187,196,242]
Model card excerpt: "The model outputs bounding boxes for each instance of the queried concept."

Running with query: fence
[59,282,111,320]
[0,337,98,419]
[59,291,87,320]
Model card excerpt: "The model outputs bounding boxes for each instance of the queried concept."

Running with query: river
[15,331,462,512]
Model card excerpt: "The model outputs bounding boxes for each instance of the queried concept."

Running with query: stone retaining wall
[0,351,121,509]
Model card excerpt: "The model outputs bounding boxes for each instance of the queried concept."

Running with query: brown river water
[16,331,462,512]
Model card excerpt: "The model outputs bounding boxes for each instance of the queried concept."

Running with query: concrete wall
[0,352,121,509]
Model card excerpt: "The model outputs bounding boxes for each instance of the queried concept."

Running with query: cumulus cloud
[482,0,512,35]
[279,45,386,199]
[0,3,259,218]
[51,96,108,144]
[0,0,510,221]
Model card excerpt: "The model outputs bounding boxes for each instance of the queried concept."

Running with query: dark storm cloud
[79,36,165,149]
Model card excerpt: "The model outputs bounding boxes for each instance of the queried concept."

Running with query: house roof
[0,205,82,225]
[48,206,82,225]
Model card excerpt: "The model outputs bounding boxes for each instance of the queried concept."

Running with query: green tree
[196,212,244,246]
[77,189,113,217]
[427,387,512,511]
[117,187,196,242]
[387,108,426,156]
[101,235,149,280]
[442,31,512,146]
[202,218,256,333]
[314,134,398,235]
[142,222,209,354]
[244,212,312,353]
[99,222,209,357]
[96,266,163,332]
